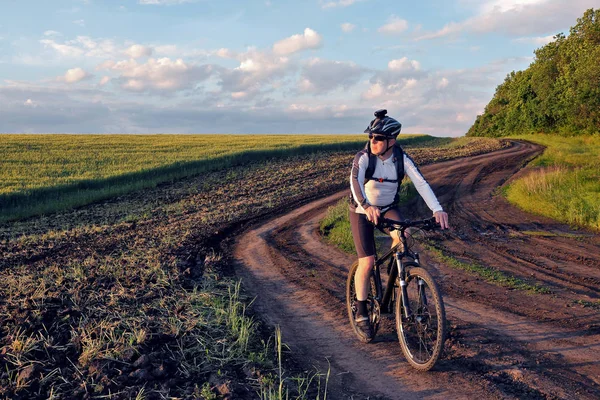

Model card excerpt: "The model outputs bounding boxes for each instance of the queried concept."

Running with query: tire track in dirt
[234,193,490,400]
[234,141,600,399]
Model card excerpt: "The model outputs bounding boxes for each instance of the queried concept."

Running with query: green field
[0,134,431,222]
[505,134,600,231]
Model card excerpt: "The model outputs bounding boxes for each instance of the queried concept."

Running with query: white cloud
[272,28,323,55]
[358,55,533,136]
[124,44,153,58]
[36,34,210,65]
[40,36,118,59]
[62,67,92,83]
[378,16,409,34]
[0,82,366,133]
[1,60,510,136]
[285,103,352,120]
[218,49,291,95]
[43,30,61,37]
[231,91,248,99]
[298,58,367,94]
[362,83,384,100]
[321,0,363,9]
[365,57,424,93]
[73,19,85,27]
[98,57,214,92]
[478,0,546,13]
[513,35,556,45]
[416,0,598,40]
[341,23,356,33]
[24,99,36,107]
[215,48,237,59]
[40,39,85,57]
[99,76,111,86]
[388,57,420,72]
[415,22,462,40]
[437,77,449,89]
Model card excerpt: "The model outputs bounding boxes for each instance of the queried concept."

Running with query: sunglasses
[369,134,388,143]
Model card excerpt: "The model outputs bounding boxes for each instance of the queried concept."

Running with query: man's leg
[355,255,374,301]
[384,208,403,249]
[390,230,401,249]
[354,255,374,339]
[349,210,376,339]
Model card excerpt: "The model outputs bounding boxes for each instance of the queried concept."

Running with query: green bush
[468,8,600,137]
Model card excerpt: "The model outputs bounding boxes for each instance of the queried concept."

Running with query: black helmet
[364,109,401,138]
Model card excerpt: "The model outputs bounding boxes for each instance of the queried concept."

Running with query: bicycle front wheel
[395,265,446,371]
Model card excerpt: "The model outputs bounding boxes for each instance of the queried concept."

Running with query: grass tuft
[424,243,551,294]
[319,198,355,254]
[573,299,600,309]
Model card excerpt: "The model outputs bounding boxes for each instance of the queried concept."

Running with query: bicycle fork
[396,253,413,319]
[379,252,428,316]
[395,253,429,319]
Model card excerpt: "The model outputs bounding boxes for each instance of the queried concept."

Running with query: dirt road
[234,141,600,399]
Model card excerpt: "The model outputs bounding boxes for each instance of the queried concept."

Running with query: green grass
[0,134,435,223]
[319,198,355,254]
[515,230,587,239]
[423,243,551,294]
[505,134,600,231]
[572,299,600,309]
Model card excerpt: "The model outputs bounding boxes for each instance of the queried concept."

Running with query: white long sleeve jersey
[349,152,443,215]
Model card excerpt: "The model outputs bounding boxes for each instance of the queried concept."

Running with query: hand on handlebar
[365,206,381,226]
[434,211,449,230]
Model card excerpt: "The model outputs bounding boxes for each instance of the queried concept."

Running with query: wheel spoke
[396,268,446,370]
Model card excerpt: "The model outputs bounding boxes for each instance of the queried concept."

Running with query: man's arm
[403,153,449,229]
[403,153,443,213]
[349,152,371,209]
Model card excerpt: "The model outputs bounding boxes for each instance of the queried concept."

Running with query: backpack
[365,142,405,184]
[349,142,405,210]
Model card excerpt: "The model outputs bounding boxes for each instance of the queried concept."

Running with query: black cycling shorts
[349,207,402,258]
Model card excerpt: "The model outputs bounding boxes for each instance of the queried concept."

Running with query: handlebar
[377,217,439,231]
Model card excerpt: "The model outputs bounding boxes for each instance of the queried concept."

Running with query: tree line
[467,8,600,137]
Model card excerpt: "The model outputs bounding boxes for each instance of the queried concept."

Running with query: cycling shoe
[355,315,374,341]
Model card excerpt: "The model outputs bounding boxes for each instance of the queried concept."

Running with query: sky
[0,0,596,136]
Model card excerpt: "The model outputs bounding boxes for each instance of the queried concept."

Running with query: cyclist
[349,109,449,340]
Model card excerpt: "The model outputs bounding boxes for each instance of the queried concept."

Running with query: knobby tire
[395,264,446,371]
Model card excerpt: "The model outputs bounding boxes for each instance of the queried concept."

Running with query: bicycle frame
[347,216,445,370]
[372,229,422,316]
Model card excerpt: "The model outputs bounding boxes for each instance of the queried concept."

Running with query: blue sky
[0,0,595,135]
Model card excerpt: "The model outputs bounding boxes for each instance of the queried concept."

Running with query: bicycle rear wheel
[395,265,446,371]
[346,260,380,343]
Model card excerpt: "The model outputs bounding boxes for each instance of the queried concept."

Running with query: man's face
[370,135,394,154]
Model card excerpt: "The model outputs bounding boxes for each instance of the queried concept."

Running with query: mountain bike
[346,217,447,371]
